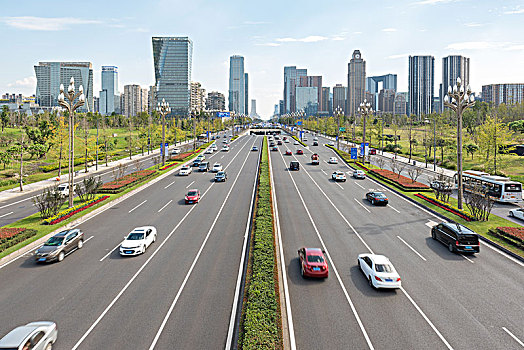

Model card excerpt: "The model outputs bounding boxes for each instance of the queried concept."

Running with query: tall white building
[190,82,206,112]
[123,85,148,117]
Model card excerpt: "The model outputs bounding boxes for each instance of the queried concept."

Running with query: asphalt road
[0,133,260,349]
[270,133,524,350]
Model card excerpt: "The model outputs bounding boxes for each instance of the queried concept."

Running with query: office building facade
[152,36,193,116]
[321,87,330,115]
[206,91,226,111]
[378,89,396,114]
[299,75,323,112]
[296,87,318,115]
[34,61,93,112]
[244,73,249,115]
[123,84,148,118]
[441,55,470,112]
[332,84,346,114]
[394,92,408,115]
[228,55,247,114]
[408,55,434,118]
[347,50,366,116]
[283,66,307,114]
[482,84,524,106]
[99,65,118,115]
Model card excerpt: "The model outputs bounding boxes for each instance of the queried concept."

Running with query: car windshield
[214,164,220,167]
[188,191,198,196]
[307,255,324,263]
[375,264,393,273]
[181,166,189,170]
[374,193,386,198]
[127,232,144,240]
[44,236,64,246]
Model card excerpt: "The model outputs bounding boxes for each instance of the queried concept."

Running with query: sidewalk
[0,138,199,202]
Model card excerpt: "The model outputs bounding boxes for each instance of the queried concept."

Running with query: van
[57,183,70,196]
[431,222,480,253]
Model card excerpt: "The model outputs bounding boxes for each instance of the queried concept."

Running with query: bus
[455,170,523,203]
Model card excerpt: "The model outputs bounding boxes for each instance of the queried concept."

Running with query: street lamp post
[444,77,475,210]
[424,118,429,168]
[358,99,373,163]
[58,77,85,208]
[433,117,436,171]
[156,99,170,166]
[192,109,197,151]
[334,106,342,149]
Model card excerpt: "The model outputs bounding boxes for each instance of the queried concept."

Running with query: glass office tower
[100,66,118,115]
[228,55,246,114]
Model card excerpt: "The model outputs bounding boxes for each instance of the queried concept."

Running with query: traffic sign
[339,127,346,132]
[351,148,358,159]
[296,121,303,125]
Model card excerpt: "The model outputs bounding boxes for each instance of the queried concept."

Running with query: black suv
[431,222,480,254]
[290,161,300,171]
[199,162,210,172]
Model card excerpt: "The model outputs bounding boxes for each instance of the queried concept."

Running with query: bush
[98,169,156,194]
[43,196,109,225]
[489,227,524,251]
[370,169,430,191]
[0,229,37,253]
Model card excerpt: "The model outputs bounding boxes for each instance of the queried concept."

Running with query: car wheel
[153,234,157,243]
[448,243,455,253]
[371,199,375,205]
[431,230,436,240]
[142,245,146,254]
[509,212,514,217]
[77,239,84,249]
[45,343,53,350]
[57,251,65,262]
[300,265,305,277]
[368,276,374,289]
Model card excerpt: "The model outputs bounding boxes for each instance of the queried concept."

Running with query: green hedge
[240,136,282,349]
[291,135,307,147]
[0,229,38,253]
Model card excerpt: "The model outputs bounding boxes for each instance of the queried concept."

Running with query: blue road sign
[296,121,303,125]
[351,148,358,159]
[217,112,230,118]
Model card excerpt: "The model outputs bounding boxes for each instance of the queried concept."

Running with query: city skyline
[1,0,524,118]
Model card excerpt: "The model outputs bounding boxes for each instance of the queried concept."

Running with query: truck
[311,153,320,165]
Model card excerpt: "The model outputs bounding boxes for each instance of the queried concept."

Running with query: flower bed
[99,169,156,194]
[414,193,476,221]
[159,162,178,171]
[0,228,37,253]
[489,227,524,251]
[370,169,430,191]
[44,196,110,225]
[171,152,196,161]
[355,162,370,171]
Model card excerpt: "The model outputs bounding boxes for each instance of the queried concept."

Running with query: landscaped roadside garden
[239,136,283,349]
[325,145,524,259]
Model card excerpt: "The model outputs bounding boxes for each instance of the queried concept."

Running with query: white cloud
[464,22,483,27]
[382,28,397,32]
[276,35,328,43]
[504,8,524,14]
[387,53,410,59]
[413,0,454,5]
[256,43,281,47]
[7,76,36,88]
[353,31,363,35]
[1,16,101,31]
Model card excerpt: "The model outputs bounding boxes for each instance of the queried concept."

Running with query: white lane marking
[425,220,438,228]
[71,137,255,350]
[221,155,225,159]
[480,240,524,268]
[460,254,474,264]
[355,182,365,189]
[321,169,327,175]
[99,241,123,262]
[128,200,147,213]
[354,198,371,213]
[502,327,524,347]
[85,236,94,243]
[157,200,173,213]
[149,137,256,350]
[0,195,37,209]
[0,211,13,218]
[164,181,175,189]
[397,236,427,261]
[225,139,261,349]
[400,287,454,350]
[335,181,344,190]
[389,205,401,214]
[278,150,375,350]
[185,181,195,189]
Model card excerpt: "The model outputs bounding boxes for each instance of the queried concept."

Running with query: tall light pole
[334,106,342,149]
[156,99,170,166]
[58,77,85,208]
[191,108,197,151]
[444,77,475,210]
[358,99,373,163]
[433,117,436,171]
[424,118,429,168]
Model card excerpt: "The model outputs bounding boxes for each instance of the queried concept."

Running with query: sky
[1,0,524,119]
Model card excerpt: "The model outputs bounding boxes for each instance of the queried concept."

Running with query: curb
[324,145,524,264]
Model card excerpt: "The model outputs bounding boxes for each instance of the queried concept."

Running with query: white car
[509,208,524,221]
[205,148,213,154]
[358,254,401,289]
[332,171,346,182]
[328,157,338,164]
[353,170,366,179]
[120,226,157,256]
[284,139,290,143]
[212,163,223,172]
[222,145,230,152]
[222,139,227,143]
[294,140,299,145]
[56,183,70,196]
[328,141,335,146]
[0,321,57,350]
[171,148,181,156]
[179,165,192,176]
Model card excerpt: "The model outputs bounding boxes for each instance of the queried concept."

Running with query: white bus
[455,170,523,203]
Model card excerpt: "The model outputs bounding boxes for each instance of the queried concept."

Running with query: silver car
[0,321,57,350]
[35,229,84,263]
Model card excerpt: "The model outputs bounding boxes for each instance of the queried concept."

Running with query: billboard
[217,112,230,118]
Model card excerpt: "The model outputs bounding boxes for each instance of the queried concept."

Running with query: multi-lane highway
[0,131,523,349]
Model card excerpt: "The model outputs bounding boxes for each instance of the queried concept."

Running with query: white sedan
[294,140,299,145]
[509,208,524,221]
[358,254,401,289]
[332,171,346,182]
[179,165,192,176]
[328,157,338,164]
[284,139,290,143]
[328,141,335,146]
[212,163,223,172]
[205,148,213,154]
[120,226,157,256]
[222,145,230,152]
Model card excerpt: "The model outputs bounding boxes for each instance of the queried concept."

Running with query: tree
[24,118,56,159]
[0,106,9,133]
[0,150,12,170]
[51,115,69,177]
[465,143,479,160]
[478,114,513,173]
[406,166,423,183]
[32,185,66,219]
[74,175,102,202]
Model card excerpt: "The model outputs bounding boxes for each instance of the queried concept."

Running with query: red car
[298,247,329,278]
[296,149,304,155]
[185,189,200,204]
[285,150,292,156]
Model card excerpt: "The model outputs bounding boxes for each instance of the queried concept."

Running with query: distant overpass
[248,128,283,135]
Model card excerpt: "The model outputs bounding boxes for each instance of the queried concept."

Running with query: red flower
[0,228,27,239]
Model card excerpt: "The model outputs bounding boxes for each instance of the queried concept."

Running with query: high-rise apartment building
[190,82,206,112]
[152,37,193,116]
[244,73,249,115]
[333,84,346,114]
[34,61,93,112]
[299,75,323,113]
[123,84,148,118]
[206,91,226,111]
[482,84,524,106]
[394,92,408,115]
[408,55,434,118]
[378,89,396,114]
[441,55,470,112]
[283,66,307,114]
[228,55,247,114]
[321,87,330,115]
[99,66,118,115]
[278,100,284,116]
[148,86,155,114]
[347,50,366,116]
[296,87,318,115]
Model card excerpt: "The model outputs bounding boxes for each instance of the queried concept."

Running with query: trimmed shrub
[0,229,37,253]
[43,195,110,225]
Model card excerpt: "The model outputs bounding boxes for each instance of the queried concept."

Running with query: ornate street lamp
[156,99,170,166]
[334,106,343,149]
[358,99,373,162]
[444,77,475,210]
[58,77,85,208]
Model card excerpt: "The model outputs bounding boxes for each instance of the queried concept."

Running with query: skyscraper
[244,73,249,116]
[321,87,330,115]
[34,61,93,112]
[299,75,322,113]
[206,91,226,111]
[190,82,206,112]
[441,55,470,112]
[283,66,307,114]
[347,50,366,116]
[123,84,148,118]
[250,99,258,118]
[333,84,346,115]
[296,87,318,115]
[228,55,246,114]
[152,37,193,116]
[99,66,118,116]
[408,55,434,118]
[366,74,397,109]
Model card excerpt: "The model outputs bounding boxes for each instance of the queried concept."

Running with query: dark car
[35,229,84,263]
[198,162,209,172]
[214,171,227,182]
[277,140,283,145]
[298,247,328,278]
[271,146,278,151]
[290,161,300,171]
[192,159,201,167]
[366,191,389,205]
[312,141,319,146]
[269,142,276,147]
[431,222,480,254]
